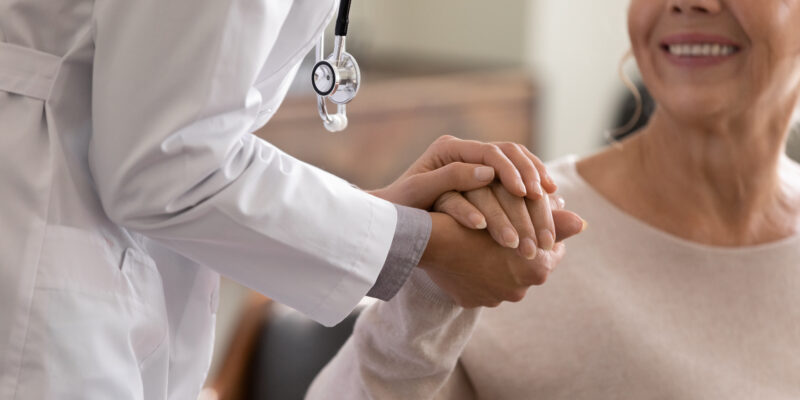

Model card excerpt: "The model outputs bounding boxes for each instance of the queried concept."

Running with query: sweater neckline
[557,155,800,256]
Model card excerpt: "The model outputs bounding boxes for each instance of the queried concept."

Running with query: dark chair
[203,294,367,400]
[248,304,364,400]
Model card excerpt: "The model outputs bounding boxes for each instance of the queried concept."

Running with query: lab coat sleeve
[366,205,431,301]
[89,0,397,326]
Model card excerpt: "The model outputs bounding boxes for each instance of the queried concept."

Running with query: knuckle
[525,268,550,286]
[496,142,515,152]
[436,134,457,144]
[465,186,493,201]
[434,191,461,208]
[485,143,503,156]
[430,135,454,152]
[504,289,526,303]
[432,195,454,212]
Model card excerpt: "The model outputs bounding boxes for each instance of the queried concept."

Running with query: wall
[349,0,527,69]
[349,0,633,160]
[526,0,633,159]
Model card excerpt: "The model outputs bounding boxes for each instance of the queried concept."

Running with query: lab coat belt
[0,42,61,101]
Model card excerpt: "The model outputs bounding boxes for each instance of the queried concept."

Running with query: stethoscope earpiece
[312,0,359,133]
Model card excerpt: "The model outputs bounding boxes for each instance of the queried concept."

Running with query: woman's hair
[609,81,655,141]
[604,51,655,144]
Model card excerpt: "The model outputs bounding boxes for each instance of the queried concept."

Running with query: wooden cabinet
[255,70,538,189]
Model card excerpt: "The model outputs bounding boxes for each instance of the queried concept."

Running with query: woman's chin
[659,95,738,127]
[649,80,744,119]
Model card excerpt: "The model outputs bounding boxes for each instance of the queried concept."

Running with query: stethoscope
[311,0,360,132]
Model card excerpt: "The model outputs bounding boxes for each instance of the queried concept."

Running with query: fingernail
[519,238,537,260]
[533,183,544,198]
[517,181,527,196]
[469,213,487,229]
[556,195,566,209]
[475,166,495,182]
[539,229,555,251]
[580,219,589,232]
[502,227,519,249]
[547,175,558,190]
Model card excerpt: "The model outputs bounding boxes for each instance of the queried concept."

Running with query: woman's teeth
[667,44,737,57]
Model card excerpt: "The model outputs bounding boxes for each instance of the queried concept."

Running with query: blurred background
[202,1,800,399]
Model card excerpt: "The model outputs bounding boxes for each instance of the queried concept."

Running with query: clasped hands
[370,135,586,308]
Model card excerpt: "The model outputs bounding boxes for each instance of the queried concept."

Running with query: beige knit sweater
[307,157,800,400]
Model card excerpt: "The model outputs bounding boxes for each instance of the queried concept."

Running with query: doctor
[0,0,582,398]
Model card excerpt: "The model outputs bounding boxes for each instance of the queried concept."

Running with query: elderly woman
[307,0,800,398]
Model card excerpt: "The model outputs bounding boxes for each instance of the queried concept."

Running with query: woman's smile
[659,33,742,67]
[630,0,800,124]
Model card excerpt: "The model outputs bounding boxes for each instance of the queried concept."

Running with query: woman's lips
[659,33,743,67]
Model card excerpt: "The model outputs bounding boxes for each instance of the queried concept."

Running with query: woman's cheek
[627,0,659,75]
[627,0,659,51]
[745,3,800,59]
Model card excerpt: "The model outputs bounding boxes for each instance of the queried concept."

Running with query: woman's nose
[668,0,723,15]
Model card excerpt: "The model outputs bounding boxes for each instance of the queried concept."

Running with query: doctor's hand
[368,135,557,223]
[419,212,573,308]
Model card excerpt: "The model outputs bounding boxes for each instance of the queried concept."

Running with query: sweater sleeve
[306,269,481,399]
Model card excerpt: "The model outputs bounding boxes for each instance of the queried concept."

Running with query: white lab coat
[0,0,398,398]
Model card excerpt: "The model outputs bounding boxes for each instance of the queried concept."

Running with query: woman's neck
[579,109,800,247]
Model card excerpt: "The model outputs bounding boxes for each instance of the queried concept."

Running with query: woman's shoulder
[544,155,592,201]
[542,154,623,231]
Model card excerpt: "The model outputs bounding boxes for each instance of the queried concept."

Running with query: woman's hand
[435,182,586,261]
[369,136,557,227]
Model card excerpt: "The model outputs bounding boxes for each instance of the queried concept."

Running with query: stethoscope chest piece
[312,49,360,105]
[312,0,359,133]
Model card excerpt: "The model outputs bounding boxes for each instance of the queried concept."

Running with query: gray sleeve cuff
[366,204,432,301]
